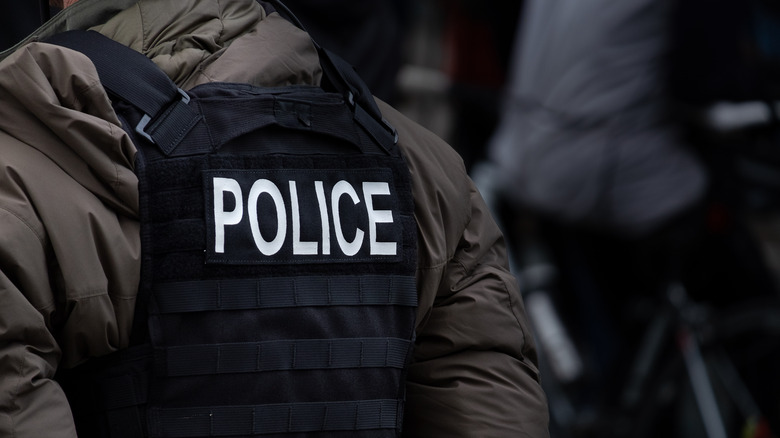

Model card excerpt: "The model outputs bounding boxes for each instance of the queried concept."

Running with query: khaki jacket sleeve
[0,196,76,437]
[379,102,550,437]
[406,183,550,437]
[0,43,141,438]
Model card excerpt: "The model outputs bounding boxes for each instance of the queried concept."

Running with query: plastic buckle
[135,88,191,144]
[347,90,398,145]
[382,117,399,145]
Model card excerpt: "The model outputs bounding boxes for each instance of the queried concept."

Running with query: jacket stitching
[501,275,528,351]
[63,288,136,301]
[9,354,23,437]
[216,0,226,46]
[0,207,45,245]
[105,122,123,191]
[65,76,126,193]
[138,3,148,53]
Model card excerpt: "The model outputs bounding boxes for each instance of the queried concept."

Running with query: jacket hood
[2,0,322,89]
[91,0,322,89]
[0,0,322,217]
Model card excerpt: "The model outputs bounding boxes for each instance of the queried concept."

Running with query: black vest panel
[50,23,417,438]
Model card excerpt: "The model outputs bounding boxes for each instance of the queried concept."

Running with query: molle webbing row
[153,276,417,313]
[158,338,412,377]
[149,399,402,437]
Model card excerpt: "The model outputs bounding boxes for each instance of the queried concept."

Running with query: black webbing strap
[149,399,401,437]
[45,30,201,155]
[46,14,398,155]
[318,48,399,153]
[160,337,411,377]
[265,0,399,152]
[153,275,417,314]
[58,343,153,438]
[101,373,148,436]
[197,93,364,152]
[100,373,149,410]
[67,373,149,437]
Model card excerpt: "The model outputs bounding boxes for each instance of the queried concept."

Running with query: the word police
[212,176,398,258]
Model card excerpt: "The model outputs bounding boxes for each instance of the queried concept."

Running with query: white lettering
[290,181,318,255]
[315,181,331,255]
[332,180,364,256]
[212,176,399,259]
[213,177,243,253]
[363,182,397,255]
[248,179,287,255]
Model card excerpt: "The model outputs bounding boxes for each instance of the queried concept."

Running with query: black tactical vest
[49,6,417,437]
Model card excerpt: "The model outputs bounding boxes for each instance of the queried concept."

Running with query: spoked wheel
[675,299,780,438]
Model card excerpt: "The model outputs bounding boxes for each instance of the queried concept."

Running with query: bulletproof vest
[49,9,417,438]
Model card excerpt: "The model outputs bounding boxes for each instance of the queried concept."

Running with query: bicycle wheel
[678,298,780,438]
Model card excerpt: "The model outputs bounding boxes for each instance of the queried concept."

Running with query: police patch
[204,168,403,264]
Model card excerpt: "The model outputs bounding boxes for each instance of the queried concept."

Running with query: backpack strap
[45,2,399,154]
[318,47,400,151]
[45,30,202,156]
[251,0,400,151]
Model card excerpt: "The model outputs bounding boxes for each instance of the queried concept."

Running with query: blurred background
[293,1,780,437]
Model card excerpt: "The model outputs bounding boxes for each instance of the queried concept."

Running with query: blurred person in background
[486,0,780,435]
[440,0,523,173]
[489,0,708,239]
[486,0,708,421]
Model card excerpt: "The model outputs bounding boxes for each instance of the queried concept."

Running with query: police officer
[0,1,549,437]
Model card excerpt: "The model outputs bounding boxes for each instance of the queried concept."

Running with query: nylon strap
[62,362,151,437]
[318,48,399,152]
[45,27,397,156]
[44,30,201,154]
[149,400,401,437]
[100,374,148,410]
[266,0,399,150]
[102,374,147,437]
[45,30,175,117]
[153,275,417,314]
[197,94,365,153]
[160,337,411,377]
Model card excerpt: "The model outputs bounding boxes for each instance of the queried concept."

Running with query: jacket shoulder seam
[0,207,45,246]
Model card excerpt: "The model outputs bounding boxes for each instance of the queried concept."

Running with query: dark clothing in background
[0,1,47,51]
[491,1,780,434]
[489,0,707,237]
[443,0,523,172]
[487,0,709,420]
[283,0,411,103]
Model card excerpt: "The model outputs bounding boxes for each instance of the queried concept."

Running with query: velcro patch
[204,168,403,264]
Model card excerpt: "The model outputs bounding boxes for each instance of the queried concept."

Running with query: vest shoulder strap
[45,26,398,156]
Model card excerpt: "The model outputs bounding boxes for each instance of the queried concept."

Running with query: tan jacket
[0,1,548,436]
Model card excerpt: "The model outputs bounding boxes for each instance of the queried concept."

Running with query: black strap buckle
[135,88,191,144]
[347,91,399,147]
[382,117,399,145]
